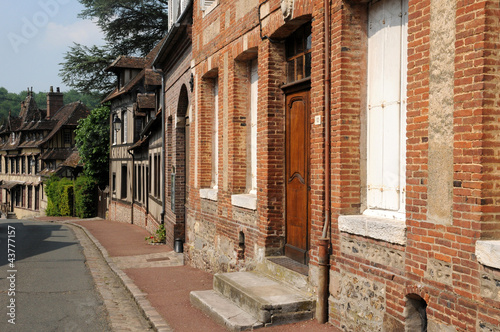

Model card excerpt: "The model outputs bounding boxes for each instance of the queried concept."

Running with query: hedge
[59,185,74,216]
[74,175,97,218]
[45,175,97,218]
[45,176,73,216]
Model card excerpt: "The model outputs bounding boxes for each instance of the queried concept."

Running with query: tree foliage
[75,105,110,187]
[59,44,116,96]
[79,0,169,56]
[60,0,169,95]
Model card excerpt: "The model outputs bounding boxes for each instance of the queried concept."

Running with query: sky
[0,0,105,94]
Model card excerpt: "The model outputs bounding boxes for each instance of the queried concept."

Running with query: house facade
[183,0,500,330]
[0,87,89,218]
[103,0,500,329]
[105,44,164,234]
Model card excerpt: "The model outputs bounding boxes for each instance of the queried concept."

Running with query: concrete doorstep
[190,271,315,331]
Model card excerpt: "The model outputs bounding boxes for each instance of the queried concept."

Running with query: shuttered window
[122,111,128,144]
[249,60,258,194]
[366,0,408,218]
[212,78,219,189]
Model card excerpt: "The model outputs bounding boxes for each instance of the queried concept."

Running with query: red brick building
[153,0,193,248]
[184,0,500,330]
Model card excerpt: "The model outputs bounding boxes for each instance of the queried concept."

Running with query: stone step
[7,212,17,219]
[213,271,315,325]
[190,290,263,332]
[257,256,313,295]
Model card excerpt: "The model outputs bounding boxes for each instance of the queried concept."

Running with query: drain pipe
[127,149,135,225]
[316,0,331,324]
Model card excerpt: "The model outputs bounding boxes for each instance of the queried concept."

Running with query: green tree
[75,105,110,187]
[79,0,169,56]
[59,0,169,95]
[59,43,116,96]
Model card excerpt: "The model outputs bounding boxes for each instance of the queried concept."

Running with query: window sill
[476,240,500,270]
[200,188,218,201]
[338,214,406,245]
[231,193,257,210]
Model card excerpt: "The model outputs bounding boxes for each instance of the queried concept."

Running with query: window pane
[296,29,304,54]
[287,60,295,83]
[295,56,303,81]
[305,53,311,78]
[305,25,312,50]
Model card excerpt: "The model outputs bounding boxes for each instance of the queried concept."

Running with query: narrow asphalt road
[0,219,110,331]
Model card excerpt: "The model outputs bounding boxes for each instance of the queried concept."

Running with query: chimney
[46,86,63,118]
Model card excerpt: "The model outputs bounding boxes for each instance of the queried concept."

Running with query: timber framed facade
[105,41,164,234]
[0,87,88,218]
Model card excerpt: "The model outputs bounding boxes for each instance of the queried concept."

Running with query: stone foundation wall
[330,271,386,332]
[184,202,260,274]
[109,200,132,224]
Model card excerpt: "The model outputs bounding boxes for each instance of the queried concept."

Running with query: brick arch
[405,285,430,303]
[405,292,428,332]
[172,85,189,243]
[234,46,258,62]
[177,84,189,118]
[269,14,312,40]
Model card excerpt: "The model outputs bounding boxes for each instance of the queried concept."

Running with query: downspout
[128,149,134,224]
[317,0,331,324]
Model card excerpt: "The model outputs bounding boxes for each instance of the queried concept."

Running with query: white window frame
[231,59,259,210]
[113,125,117,145]
[122,110,128,144]
[365,0,408,221]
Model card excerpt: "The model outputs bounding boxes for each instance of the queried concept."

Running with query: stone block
[425,258,452,286]
[476,240,500,270]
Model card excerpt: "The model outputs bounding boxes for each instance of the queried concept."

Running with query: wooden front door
[285,89,310,264]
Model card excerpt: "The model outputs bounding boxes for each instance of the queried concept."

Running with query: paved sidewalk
[38,217,334,331]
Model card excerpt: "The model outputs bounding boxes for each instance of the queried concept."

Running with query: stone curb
[65,220,173,332]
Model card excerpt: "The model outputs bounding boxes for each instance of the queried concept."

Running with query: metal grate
[268,257,309,276]
[146,257,171,262]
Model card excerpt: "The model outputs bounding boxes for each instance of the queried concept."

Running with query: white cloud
[42,19,105,48]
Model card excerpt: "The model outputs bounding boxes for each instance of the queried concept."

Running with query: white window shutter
[123,111,128,144]
[212,79,219,189]
[250,60,258,194]
[367,0,407,213]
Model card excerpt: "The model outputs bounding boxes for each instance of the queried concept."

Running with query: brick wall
[184,0,500,330]
[327,0,500,330]
[160,31,192,248]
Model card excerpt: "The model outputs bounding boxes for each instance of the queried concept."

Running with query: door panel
[285,90,310,264]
